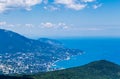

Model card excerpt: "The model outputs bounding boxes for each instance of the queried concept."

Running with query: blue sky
[0,0,120,38]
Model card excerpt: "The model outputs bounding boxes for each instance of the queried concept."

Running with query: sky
[0,0,120,38]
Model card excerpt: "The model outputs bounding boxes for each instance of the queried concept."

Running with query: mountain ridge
[0,29,82,74]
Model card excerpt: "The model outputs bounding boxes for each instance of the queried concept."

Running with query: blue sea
[54,37,120,69]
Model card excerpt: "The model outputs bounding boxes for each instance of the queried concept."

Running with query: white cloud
[44,5,59,11]
[0,21,6,26]
[55,0,86,10]
[0,0,101,12]
[0,0,42,13]
[93,3,102,9]
[57,22,69,29]
[55,0,73,5]
[41,22,69,29]
[82,0,95,3]
[66,3,86,10]
[41,22,54,28]
[2,22,117,38]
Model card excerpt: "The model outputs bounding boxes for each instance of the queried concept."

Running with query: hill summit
[32,60,120,79]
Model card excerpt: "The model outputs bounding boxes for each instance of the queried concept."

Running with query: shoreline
[48,52,85,71]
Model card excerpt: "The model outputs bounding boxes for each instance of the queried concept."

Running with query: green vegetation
[32,60,120,79]
[1,60,120,79]
[0,75,33,79]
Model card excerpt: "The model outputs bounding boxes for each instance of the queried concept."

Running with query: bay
[53,37,120,69]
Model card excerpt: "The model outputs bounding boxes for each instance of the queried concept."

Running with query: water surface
[54,37,120,68]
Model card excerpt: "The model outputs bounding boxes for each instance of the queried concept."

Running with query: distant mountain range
[1,60,120,79]
[0,29,82,74]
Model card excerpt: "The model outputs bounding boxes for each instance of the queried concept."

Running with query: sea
[53,37,120,69]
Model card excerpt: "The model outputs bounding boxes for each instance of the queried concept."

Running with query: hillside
[0,60,120,79]
[0,29,82,74]
[0,75,33,79]
[32,60,120,79]
[38,38,63,47]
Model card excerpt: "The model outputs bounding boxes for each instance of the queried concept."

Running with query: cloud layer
[55,0,87,10]
[0,0,42,13]
[0,0,101,13]
[1,21,120,38]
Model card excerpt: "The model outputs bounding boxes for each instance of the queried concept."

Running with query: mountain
[32,60,120,79]
[0,60,120,79]
[0,29,82,74]
[38,38,63,47]
[0,29,50,53]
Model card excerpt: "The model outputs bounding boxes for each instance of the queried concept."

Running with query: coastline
[48,52,84,71]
